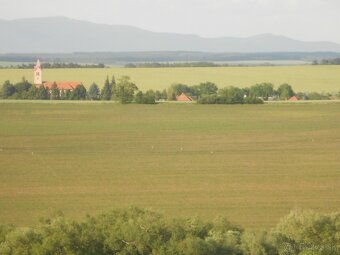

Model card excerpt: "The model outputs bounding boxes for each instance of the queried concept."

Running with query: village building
[33,59,82,93]
[176,93,193,102]
[289,96,299,102]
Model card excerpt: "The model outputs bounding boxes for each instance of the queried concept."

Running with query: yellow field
[1,65,340,92]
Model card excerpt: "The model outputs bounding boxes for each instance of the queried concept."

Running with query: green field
[1,65,340,92]
[0,102,339,229]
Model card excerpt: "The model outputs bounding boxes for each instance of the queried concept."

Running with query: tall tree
[115,76,138,104]
[101,76,112,101]
[250,83,274,100]
[277,83,294,100]
[88,83,100,100]
[71,84,87,100]
[1,80,15,99]
[36,85,49,100]
[50,82,60,100]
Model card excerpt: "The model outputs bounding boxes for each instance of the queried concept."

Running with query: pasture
[1,65,340,92]
[0,102,339,229]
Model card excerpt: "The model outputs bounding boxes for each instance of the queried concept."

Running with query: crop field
[0,101,339,229]
[1,65,340,92]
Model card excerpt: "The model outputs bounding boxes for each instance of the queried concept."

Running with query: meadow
[0,102,339,229]
[1,65,340,92]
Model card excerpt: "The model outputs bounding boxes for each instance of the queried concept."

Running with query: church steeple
[34,59,42,85]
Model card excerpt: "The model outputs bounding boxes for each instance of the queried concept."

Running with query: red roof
[176,93,193,102]
[42,82,82,90]
[289,96,299,101]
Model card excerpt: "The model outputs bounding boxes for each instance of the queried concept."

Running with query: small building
[289,96,299,102]
[176,93,193,102]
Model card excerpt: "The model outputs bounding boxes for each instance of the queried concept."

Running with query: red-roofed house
[289,96,299,102]
[33,59,82,93]
[176,93,193,102]
[42,82,82,91]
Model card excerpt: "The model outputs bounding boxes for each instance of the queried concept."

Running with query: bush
[1,208,338,255]
[244,97,264,104]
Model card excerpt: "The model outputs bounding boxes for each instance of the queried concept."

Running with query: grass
[0,101,339,230]
[1,65,340,92]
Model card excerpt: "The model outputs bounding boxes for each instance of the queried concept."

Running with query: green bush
[0,208,338,255]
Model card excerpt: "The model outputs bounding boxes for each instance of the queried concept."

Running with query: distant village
[1,60,339,103]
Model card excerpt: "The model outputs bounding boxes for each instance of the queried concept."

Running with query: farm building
[34,59,82,92]
[176,93,193,102]
[289,96,299,101]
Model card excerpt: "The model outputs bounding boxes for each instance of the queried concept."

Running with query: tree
[219,86,245,104]
[88,83,100,100]
[13,77,32,99]
[71,84,87,100]
[50,82,60,100]
[115,76,138,104]
[135,90,156,104]
[250,83,274,100]
[36,85,49,100]
[277,83,294,100]
[155,90,162,101]
[161,89,168,100]
[111,75,117,100]
[1,80,15,99]
[191,82,218,99]
[101,76,112,100]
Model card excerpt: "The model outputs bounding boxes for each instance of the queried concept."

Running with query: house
[176,93,193,102]
[289,96,299,102]
[33,59,82,93]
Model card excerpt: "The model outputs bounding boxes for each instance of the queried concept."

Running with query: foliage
[1,80,15,99]
[277,83,295,100]
[71,84,87,100]
[101,76,112,101]
[50,82,60,100]
[135,90,156,104]
[88,83,100,100]
[114,76,138,104]
[0,208,338,255]
[191,82,218,99]
[250,83,275,100]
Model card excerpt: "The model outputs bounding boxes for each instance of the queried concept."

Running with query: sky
[1,0,340,43]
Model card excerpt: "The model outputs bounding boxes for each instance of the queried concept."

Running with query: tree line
[0,76,160,104]
[313,58,340,65]
[168,82,294,104]
[1,77,339,104]
[125,62,230,68]
[0,63,106,69]
[0,207,338,255]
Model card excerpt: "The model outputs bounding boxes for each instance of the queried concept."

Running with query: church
[34,59,82,92]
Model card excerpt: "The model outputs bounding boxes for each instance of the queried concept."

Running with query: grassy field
[1,65,340,92]
[0,101,339,229]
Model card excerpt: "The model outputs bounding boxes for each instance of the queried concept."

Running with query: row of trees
[167,82,296,104]
[0,63,106,69]
[2,77,338,104]
[1,78,88,101]
[0,207,338,255]
[0,76,160,104]
[313,58,340,65]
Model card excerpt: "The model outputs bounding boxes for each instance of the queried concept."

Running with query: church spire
[34,59,42,85]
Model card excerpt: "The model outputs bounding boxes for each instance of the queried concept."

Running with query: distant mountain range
[1,17,340,53]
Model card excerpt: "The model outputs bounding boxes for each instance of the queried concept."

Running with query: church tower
[34,59,42,85]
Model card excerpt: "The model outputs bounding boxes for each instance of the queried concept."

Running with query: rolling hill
[1,17,340,53]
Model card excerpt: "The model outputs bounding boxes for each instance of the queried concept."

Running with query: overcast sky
[1,0,340,43]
